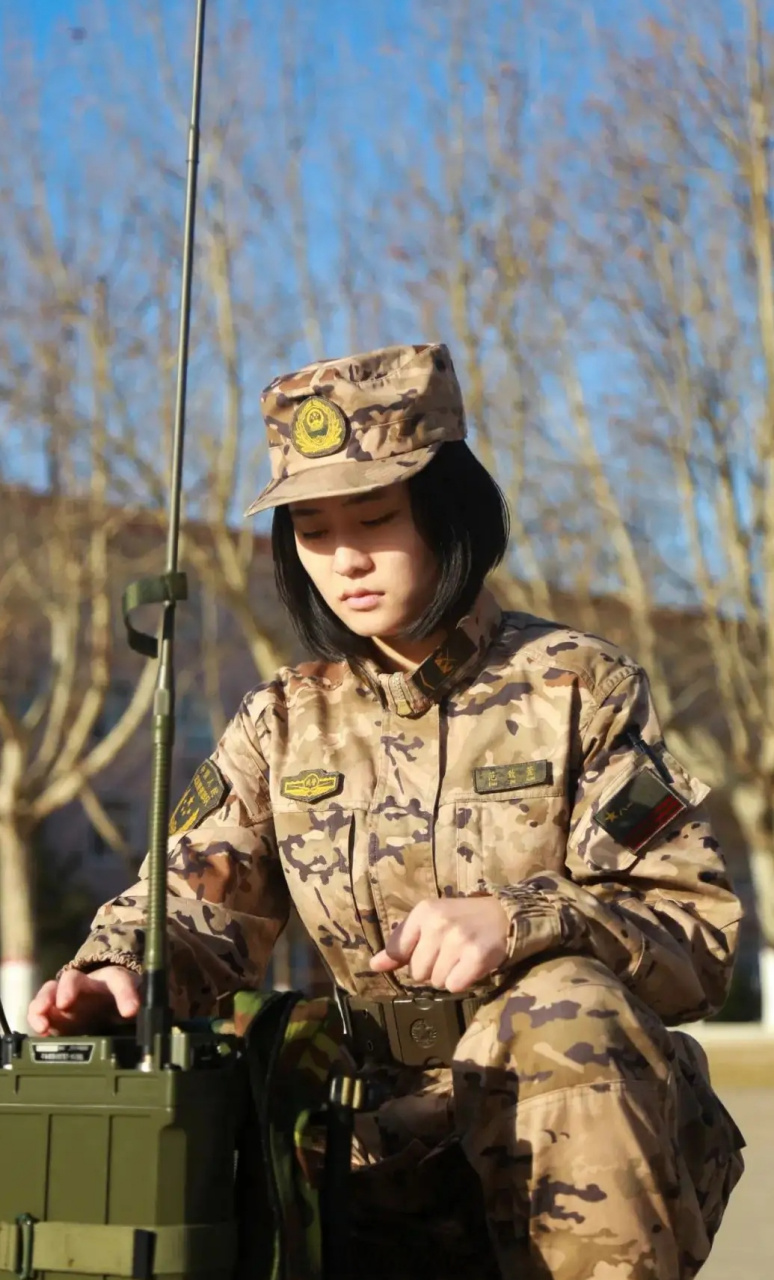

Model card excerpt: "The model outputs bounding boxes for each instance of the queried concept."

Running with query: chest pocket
[274,803,356,926]
[453,782,569,896]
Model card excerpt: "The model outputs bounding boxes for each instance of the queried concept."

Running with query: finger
[430,938,462,991]
[382,911,424,967]
[27,1008,51,1034]
[443,946,486,994]
[41,1005,81,1035]
[28,980,59,1019]
[369,949,402,972]
[409,932,442,984]
[55,968,90,1010]
[103,968,142,1018]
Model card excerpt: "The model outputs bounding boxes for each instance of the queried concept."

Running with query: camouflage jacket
[69,590,741,1024]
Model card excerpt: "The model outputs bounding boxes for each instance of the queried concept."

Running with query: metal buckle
[332,985,354,1042]
[346,1000,392,1062]
[328,1070,366,1112]
[14,1214,36,1280]
[388,994,465,1068]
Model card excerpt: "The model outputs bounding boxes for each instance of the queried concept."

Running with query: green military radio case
[0,1029,243,1280]
[0,996,357,1280]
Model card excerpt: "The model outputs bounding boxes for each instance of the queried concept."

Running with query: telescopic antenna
[122,0,208,1068]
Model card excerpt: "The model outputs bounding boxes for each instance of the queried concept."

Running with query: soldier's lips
[342,591,384,610]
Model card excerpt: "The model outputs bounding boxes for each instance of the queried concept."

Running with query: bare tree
[0,493,157,1030]
[531,0,774,1022]
[0,2,306,1014]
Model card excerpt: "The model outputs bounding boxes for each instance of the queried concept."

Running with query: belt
[336,990,484,1068]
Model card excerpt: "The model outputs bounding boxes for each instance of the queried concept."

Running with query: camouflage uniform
[67,346,744,1279]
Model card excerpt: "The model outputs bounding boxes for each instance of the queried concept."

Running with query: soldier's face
[289,483,440,643]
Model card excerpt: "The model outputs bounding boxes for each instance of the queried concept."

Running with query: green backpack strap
[232,990,357,1280]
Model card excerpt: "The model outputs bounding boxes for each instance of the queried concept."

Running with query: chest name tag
[474,761,550,794]
[593,768,688,852]
[169,759,229,836]
[280,770,343,803]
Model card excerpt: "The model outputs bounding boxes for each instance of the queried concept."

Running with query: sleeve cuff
[58,950,144,980]
[487,877,587,970]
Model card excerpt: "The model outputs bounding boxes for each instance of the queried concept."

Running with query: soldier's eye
[361,511,397,528]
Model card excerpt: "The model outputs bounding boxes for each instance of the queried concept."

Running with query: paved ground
[700,1087,773,1280]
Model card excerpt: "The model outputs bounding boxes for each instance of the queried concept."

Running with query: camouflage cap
[245,342,466,515]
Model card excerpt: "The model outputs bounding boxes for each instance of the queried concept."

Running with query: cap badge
[291,396,348,458]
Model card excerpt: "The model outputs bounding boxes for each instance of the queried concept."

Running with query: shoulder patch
[593,768,688,853]
[474,761,551,793]
[169,760,229,836]
[280,770,343,803]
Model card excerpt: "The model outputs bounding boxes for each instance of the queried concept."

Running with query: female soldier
[29,343,744,1280]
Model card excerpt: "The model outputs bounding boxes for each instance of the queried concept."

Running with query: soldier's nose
[333,545,373,575]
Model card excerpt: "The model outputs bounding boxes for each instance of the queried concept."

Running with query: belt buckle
[389,994,462,1068]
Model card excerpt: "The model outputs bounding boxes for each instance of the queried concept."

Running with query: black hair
[271,439,510,660]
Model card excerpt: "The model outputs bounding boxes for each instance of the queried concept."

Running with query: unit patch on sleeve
[593,767,689,853]
[474,760,551,794]
[280,770,343,803]
[169,759,229,836]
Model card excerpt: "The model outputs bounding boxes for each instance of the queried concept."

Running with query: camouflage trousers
[349,954,745,1280]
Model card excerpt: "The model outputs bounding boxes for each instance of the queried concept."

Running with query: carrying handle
[122,573,189,659]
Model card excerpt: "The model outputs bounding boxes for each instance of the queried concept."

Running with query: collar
[352,589,502,718]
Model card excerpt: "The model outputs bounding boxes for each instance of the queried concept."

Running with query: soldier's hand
[369,897,509,993]
[27,966,142,1036]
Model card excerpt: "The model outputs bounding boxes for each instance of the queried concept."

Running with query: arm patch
[169,759,229,836]
[593,767,688,853]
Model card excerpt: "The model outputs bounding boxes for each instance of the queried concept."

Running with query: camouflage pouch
[671,1031,745,1247]
[217,991,350,1280]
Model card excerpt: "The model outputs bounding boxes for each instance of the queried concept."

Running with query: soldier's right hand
[27,966,142,1035]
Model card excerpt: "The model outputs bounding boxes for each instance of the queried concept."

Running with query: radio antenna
[122,0,208,1068]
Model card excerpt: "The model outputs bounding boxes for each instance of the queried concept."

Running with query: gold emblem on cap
[291,396,347,458]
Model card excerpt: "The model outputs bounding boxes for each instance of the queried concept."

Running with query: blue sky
[12,0,650,117]
[2,0,770,606]
[14,0,758,198]
[15,0,763,112]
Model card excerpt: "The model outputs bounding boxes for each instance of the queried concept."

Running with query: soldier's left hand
[369,896,509,992]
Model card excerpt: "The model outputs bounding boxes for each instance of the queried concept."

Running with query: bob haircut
[271,440,510,661]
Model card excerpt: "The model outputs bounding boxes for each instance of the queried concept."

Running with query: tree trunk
[758,945,774,1030]
[749,847,774,1029]
[0,816,36,1032]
